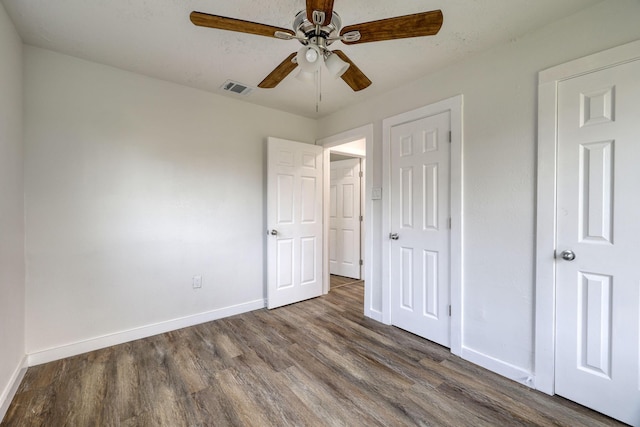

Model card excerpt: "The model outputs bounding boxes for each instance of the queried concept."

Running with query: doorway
[382,95,463,356]
[318,124,374,317]
[387,111,451,347]
[536,40,640,426]
[329,145,364,283]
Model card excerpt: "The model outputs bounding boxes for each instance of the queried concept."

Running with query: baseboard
[461,346,535,388]
[27,299,266,366]
[365,308,383,322]
[0,355,28,422]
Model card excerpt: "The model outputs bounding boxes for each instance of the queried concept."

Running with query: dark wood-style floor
[3,282,623,426]
[330,274,363,289]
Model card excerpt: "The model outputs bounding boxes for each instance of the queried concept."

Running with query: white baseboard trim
[461,346,535,388]
[365,308,383,322]
[0,355,28,422]
[27,299,266,366]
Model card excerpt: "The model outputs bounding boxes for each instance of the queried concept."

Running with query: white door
[389,111,451,347]
[329,158,361,279]
[556,59,640,426]
[267,137,323,309]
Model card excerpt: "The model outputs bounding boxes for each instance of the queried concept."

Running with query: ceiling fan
[190,1,443,92]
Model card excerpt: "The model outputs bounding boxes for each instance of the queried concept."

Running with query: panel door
[389,111,451,347]
[556,59,640,426]
[267,137,323,309]
[329,158,361,279]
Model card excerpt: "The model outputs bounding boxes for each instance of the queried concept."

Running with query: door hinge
[448,218,452,229]
[448,131,452,143]
[448,305,452,317]
[359,215,363,222]
[359,259,363,266]
[359,171,363,178]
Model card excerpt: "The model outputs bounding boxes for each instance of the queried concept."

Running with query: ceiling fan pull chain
[316,67,322,113]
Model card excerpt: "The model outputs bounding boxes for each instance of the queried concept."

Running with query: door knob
[389,233,399,240]
[560,250,576,261]
[270,229,278,236]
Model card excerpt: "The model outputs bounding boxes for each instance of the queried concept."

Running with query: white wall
[330,138,366,158]
[0,2,26,418]
[24,47,317,358]
[317,0,640,380]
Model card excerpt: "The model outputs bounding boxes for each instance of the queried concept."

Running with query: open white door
[555,59,640,426]
[329,158,361,279]
[389,111,451,348]
[267,137,323,309]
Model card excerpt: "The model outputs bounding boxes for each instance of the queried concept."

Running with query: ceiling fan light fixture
[306,48,318,63]
[324,51,350,78]
[295,69,316,83]
[297,45,323,72]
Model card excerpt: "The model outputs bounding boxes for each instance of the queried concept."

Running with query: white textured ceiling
[2,0,601,118]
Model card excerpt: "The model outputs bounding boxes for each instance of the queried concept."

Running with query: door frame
[317,124,375,317]
[535,39,640,395]
[382,95,463,356]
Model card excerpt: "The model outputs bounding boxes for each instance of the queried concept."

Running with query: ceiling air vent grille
[220,80,253,96]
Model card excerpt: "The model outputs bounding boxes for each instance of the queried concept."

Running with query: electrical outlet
[192,275,202,289]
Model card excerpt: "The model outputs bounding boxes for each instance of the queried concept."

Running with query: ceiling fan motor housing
[293,10,342,50]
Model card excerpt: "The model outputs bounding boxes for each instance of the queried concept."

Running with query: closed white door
[556,59,640,426]
[329,158,361,279]
[389,111,450,347]
[267,137,323,309]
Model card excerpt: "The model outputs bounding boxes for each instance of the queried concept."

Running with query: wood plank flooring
[2,283,623,426]
[330,274,363,289]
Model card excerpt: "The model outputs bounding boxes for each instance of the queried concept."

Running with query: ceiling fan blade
[190,11,295,39]
[306,0,334,26]
[333,51,371,92]
[258,53,298,88]
[340,10,443,45]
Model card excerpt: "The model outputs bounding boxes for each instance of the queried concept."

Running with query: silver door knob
[270,229,278,236]
[389,233,399,240]
[560,250,576,261]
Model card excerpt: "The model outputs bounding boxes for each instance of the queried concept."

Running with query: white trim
[381,95,463,356]
[0,356,28,421]
[449,97,464,357]
[27,299,265,366]
[535,39,640,395]
[461,346,535,388]
[318,124,375,318]
[367,308,383,323]
[539,40,640,84]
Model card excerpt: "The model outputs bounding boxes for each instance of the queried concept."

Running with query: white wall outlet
[192,275,202,289]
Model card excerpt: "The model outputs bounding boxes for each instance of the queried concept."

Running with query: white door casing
[536,40,640,426]
[554,59,640,426]
[318,124,374,319]
[388,111,451,348]
[267,137,323,309]
[382,96,463,356]
[329,158,361,279]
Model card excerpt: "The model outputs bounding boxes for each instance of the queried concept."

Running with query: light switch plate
[192,275,202,289]
[372,187,382,200]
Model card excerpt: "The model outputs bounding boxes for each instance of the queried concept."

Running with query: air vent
[220,80,253,96]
